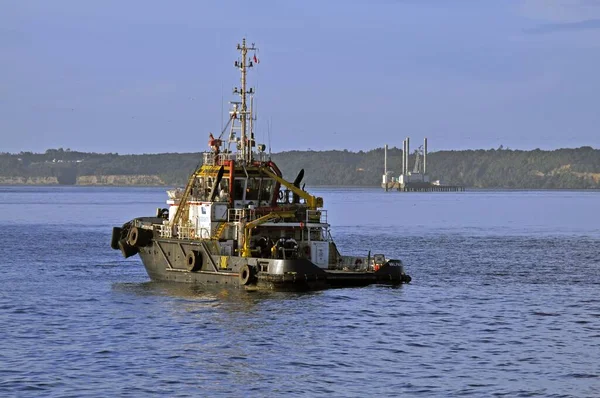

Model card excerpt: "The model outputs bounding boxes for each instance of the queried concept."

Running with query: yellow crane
[259,167,323,210]
[241,211,296,257]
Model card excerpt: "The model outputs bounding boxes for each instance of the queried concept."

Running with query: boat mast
[234,38,257,163]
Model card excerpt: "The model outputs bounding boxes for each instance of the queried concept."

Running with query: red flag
[253,54,259,64]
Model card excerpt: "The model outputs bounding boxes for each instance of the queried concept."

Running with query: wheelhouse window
[233,178,245,201]
[246,178,259,201]
[233,177,275,203]
[259,179,275,202]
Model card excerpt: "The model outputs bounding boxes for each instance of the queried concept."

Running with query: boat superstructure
[111,39,411,291]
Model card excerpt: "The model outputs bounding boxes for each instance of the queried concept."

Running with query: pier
[382,182,465,192]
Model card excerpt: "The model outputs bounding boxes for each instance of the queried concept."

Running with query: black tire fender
[128,226,150,247]
[118,239,139,259]
[186,250,202,272]
[239,264,254,285]
[111,227,122,250]
[128,227,140,246]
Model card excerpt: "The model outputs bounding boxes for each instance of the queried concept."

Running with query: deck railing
[306,209,327,224]
[228,208,257,223]
[202,151,269,166]
[157,223,173,238]
[156,223,211,240]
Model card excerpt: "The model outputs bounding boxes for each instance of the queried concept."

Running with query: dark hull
[135,237,410,292]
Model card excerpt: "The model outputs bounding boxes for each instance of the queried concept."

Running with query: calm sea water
[1,186,599,397]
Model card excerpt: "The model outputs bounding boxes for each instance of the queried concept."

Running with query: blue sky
[1,0,599,154]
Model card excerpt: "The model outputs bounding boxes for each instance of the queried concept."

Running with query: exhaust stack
[424,137,427,174]
[402,138,406,174]
[406,137,410,175]
[384,144,388,175]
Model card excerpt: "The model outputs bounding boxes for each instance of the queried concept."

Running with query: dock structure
[382,137,465,192]
[396,184,465,192]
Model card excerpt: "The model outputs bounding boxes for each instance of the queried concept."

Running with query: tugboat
[111,39,411,291]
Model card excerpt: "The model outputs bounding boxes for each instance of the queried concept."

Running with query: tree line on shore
[1,146,599,188]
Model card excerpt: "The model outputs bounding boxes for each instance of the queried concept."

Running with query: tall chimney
[424,137,428,174]
[402,139,405,175]
[406,137,410,174]
[384,144,388,175]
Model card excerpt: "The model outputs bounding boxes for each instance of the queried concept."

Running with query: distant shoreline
[2,184,600,192]
[2,146,600,189]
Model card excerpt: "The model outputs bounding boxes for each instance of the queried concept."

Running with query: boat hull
[133,236,410,292]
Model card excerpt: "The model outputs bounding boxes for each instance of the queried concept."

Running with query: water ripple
[1,188,600,397]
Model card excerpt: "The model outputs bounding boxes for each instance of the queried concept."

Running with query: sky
[1,0,599,154]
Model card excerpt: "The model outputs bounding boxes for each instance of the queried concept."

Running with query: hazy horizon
[3,144,598,157]
[2,1,600,154]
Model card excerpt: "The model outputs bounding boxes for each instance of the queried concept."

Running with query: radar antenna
[229,38,258,163]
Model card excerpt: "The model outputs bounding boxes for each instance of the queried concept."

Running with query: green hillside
[1,146,600,188]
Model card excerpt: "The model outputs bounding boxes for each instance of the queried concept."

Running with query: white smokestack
[406,137,410,174]
[424,137,428,174]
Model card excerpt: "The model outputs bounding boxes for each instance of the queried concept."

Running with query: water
[1,186,599,397]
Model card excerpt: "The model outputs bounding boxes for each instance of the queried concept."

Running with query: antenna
[233,38,257,163]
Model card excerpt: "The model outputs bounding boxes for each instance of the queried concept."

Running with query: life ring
[239,264,254,285]
[189,229,195,239]
[186,250,202,272]
[278,190,284,200]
